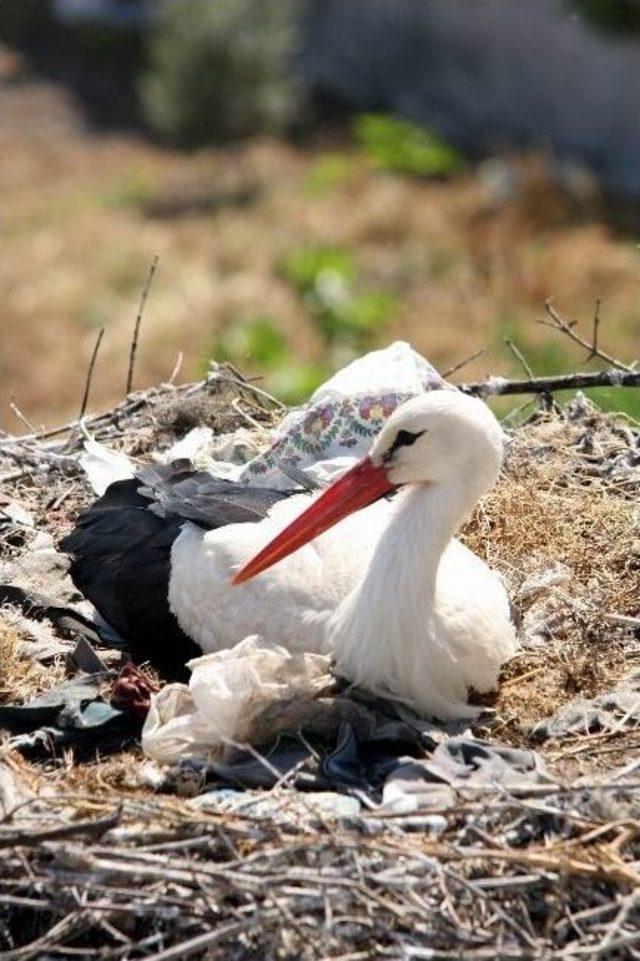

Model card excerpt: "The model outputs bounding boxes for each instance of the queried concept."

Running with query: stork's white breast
[168,493,395,656]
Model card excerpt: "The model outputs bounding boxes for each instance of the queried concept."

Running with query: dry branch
[78,326,105,421]
[126,254,159,396]
[539,300,634,373]
[461,367,640,398]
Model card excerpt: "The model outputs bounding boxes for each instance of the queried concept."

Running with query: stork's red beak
[232,456,394,585]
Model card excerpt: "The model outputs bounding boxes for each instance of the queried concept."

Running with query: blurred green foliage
[212,245,398,404]
[281,246,357,290]
[353,114,464,177]
[304,153,356,196]
[267,362,332,405]
[584,387,639,418]
[217,317,289,368]
[569,0,640,33]
[140,0,306,146]
[280,245,397,347]
[212,316,329,405]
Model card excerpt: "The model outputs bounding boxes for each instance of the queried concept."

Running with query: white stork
[62,390,517,720]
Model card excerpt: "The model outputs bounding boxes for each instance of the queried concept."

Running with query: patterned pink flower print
[302,403,335,436]
[358,393,398,421]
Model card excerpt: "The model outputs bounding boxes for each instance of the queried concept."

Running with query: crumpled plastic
[381,739,553,811]
[142,636,335,764]
[239,341,448,489]
[79,438,136,496]
[533,671,640,741]
[139,636,554,808]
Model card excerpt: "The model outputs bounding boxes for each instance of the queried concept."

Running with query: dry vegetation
[4,47,640,961]
[2,49,640,431]
[2,376,640,956]
[464,403,640,766]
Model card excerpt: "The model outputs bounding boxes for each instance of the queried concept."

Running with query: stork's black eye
[384,428,426,462]
[396,429,422,448]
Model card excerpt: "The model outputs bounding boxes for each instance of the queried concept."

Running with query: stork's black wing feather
[135,460,294,527]
[60,463,297,679]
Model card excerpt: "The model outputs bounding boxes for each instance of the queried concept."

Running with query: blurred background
[1,0,639,430]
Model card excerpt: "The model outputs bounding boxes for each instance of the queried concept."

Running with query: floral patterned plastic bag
[240,341,450,489]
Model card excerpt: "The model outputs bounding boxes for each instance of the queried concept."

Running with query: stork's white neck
[329,479,480,718]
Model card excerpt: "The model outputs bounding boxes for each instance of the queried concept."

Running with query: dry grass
[3,386,640,957]
[0,614,68,707]
[2,60,640,430]
[0,620,21,697]
[463,403,640,760]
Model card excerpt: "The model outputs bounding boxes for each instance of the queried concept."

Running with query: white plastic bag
[239,341,448,489]
[142,636,332,764]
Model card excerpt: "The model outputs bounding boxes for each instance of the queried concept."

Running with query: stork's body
[62,391,517,719]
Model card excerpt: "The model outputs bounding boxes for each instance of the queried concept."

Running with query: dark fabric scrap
[157,707,553,806]
[0,584,103,646]
[0,672,142,760]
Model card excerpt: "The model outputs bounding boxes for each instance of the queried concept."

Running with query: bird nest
[2,373,640,959]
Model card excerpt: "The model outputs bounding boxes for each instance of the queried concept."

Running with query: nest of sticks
[2,352,640,959]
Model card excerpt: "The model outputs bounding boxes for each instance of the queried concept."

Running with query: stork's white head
[233,390,504,584]
[370,390,505,492]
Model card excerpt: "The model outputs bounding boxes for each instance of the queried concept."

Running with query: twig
[461,367,640,398]
[78,326,105,421]
[126,254,159,396]
[539,301,633,372]
[603,613,640,629]
[0,808,122,849]
[168,351,183,385]
[442,347,486,379]
[0,468,30,485]
[9,402,38,436]
[208,363,286,410]
[504,338,534,380]
[588,298,602,362]
[143,918,263,961]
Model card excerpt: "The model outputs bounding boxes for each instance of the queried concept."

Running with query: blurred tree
[0,0,51,42]
[140,0,306,145]
[570,0,640,32]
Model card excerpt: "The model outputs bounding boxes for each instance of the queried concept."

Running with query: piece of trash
[163,426,214,465]
[239,341,450,489]
[112,663,159,718]
[534,672,640,741]
[0,498,34,528]
[142,636,333,764]
[189,788,362,823]
[66,636,109,675]
[0,672,142,760]
[518,562,573,601]
[80,438,135,495]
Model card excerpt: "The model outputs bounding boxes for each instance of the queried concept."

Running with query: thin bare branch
[78,326,105,421]
[504,337,534,379]
[9,402,38,436]
[126,254,159,396]
[442,347,487,379]
[588,298,602,362]
[462,366,640,398]
[168,351,183,385]
[540,301,633,372]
